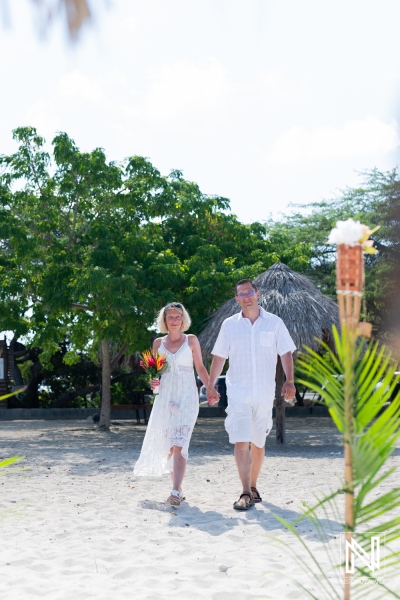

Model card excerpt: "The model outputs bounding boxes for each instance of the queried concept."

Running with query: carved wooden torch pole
[329,220,377,600]
[337,243,363,600]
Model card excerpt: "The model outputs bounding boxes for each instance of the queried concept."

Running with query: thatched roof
[198,262,339,358]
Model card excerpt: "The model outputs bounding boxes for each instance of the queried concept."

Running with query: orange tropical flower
[140,349,168,378]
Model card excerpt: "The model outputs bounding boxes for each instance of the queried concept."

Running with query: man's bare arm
[280,351,296,401]
[206,356,226,405]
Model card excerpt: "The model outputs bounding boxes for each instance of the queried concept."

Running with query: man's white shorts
[224,402,273,447]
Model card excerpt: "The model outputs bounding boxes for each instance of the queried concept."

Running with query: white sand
[0,417,399,599]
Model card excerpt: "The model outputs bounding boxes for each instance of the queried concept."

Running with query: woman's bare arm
[188,335,209,387]
[152,338,162,355]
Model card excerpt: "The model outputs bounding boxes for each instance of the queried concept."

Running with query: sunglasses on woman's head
[166,302,182,309]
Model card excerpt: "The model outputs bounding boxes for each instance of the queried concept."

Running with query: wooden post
[275,358,285,444]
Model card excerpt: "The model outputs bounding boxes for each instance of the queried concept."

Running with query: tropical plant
[0,387,27,402]
[270,221,400,599]
[0,390,27,478]
[287,329,400,599]
[0,453,28,520]
[0,455,27,476]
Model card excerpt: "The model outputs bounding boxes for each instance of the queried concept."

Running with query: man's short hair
[235,279,258,295]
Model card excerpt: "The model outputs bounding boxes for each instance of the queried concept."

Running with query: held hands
[150,379,160,391]
[206,387,220,406]
[281,381,296,402]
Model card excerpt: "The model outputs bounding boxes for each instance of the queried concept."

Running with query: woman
[133,302,209,506]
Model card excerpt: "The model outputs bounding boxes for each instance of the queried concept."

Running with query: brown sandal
[233,491,255,511]
[251,487,262,503]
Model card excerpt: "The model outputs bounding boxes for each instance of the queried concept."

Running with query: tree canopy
[0,126,311,426]
[265,168,400,353]
[3,129,397,422]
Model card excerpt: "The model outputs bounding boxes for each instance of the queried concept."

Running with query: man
[207,279,296,510]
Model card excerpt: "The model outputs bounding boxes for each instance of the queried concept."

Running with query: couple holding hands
[133,279,296,510]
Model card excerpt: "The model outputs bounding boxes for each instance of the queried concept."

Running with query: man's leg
[250,443,264,489]
[226,404,254,508]
[234,441,252,492]
[248,404,270,502]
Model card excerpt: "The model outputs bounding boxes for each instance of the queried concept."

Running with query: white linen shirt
[211,307,296,406]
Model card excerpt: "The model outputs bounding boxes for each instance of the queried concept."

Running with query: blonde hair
[156,302,191,334]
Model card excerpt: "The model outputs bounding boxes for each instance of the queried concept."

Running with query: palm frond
[0,456,26,469]
[275,328,400,598]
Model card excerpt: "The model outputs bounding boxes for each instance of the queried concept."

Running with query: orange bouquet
[140,350,168,394]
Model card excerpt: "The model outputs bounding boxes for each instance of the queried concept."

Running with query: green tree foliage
[139,170,312,332]
[0,127,157,426]
[36,343,100,408]
[265,169,400,346]
[0,127,311,427]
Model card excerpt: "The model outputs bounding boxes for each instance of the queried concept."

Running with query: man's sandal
[251,487,262,503]
[233,491,255,511]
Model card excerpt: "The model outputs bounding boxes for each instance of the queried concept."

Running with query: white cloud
[126,58,229,121]
[25,58,229,140]
[57,70,106,103]
[259,71,308,105]
[123,15,139,34]
[25,69,128,135]
[267,116,400,165]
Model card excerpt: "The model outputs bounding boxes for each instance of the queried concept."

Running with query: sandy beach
[1,416,399,600]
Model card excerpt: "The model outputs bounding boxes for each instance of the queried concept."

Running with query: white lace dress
[133,335,199,476]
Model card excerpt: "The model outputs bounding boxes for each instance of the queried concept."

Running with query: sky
[1,0,400,224]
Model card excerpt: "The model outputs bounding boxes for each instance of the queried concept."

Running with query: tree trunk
[99,340,111,430]
[26,359,44,408]
[110,342,129,371]
[275,358,285,444]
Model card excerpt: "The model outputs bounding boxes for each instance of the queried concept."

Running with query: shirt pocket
[260,331,274,347]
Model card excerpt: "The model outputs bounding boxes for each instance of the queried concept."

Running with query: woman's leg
[171,445,186,491]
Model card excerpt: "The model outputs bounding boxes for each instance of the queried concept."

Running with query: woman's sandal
[233,491,255,511]
[167,490,184,506]
[251,487,262,503]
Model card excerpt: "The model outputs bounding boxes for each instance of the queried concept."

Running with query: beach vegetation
[265,168,400,354]
[0,127,310,428]
[0,455,27,475]
[299,330,399,596]
[270,215,400,598]
[270,331,400,598]
[0,392,28,477]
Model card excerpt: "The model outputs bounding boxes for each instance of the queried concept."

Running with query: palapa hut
[198,262,340,443]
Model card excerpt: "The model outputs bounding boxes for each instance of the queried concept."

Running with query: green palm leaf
[275,327,400,598]
[0,456,25,469]
[0,386,27,401]
[0,455,28,476]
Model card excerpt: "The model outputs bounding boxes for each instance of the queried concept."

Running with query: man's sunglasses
[236,290,256,299]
